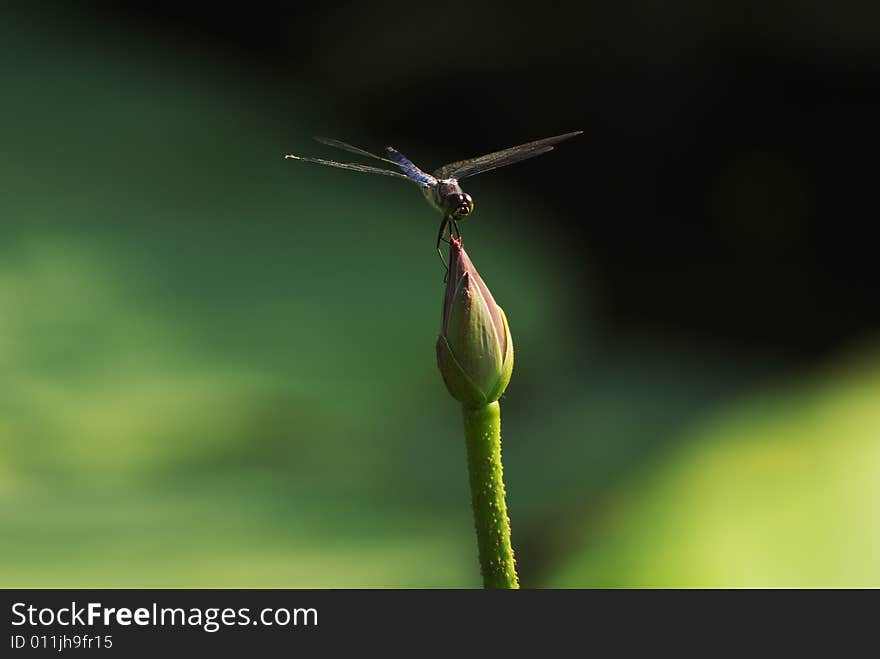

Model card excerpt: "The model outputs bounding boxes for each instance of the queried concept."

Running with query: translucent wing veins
[313,137,401,167]
[283,154,416,181]
[285,137,436,186]
[434,130,583,179]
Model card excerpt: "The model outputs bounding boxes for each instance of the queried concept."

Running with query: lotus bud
[436,238,514,407]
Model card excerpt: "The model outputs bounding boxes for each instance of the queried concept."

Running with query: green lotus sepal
[436,238,514,407]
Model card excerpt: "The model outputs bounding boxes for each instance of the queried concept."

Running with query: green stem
[461,401,519,589]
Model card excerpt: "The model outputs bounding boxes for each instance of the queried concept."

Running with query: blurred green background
[1,3,878,587]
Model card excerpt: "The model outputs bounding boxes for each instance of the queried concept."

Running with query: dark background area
[73,0,879,362]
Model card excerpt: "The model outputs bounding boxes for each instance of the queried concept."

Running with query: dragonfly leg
[451,220,461,239]
[436,216,451,271]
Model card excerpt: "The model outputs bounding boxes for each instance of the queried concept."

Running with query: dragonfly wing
[434,130,583,179]
[309,138,436,186]
[438,145,556,180]
[283,154,418,182]
[314,137,400,167]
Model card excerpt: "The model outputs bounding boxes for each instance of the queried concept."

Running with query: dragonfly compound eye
[461,193,474,216]
[447,193,474,219]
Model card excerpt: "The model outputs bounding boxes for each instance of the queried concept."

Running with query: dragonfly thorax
[425,179,474,220]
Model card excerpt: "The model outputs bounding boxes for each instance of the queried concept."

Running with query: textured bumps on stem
[436,237,514,407]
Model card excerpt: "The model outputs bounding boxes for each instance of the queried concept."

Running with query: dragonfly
[284,130,582,265]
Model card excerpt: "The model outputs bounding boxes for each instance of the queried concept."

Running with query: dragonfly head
[446,193,475,220]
